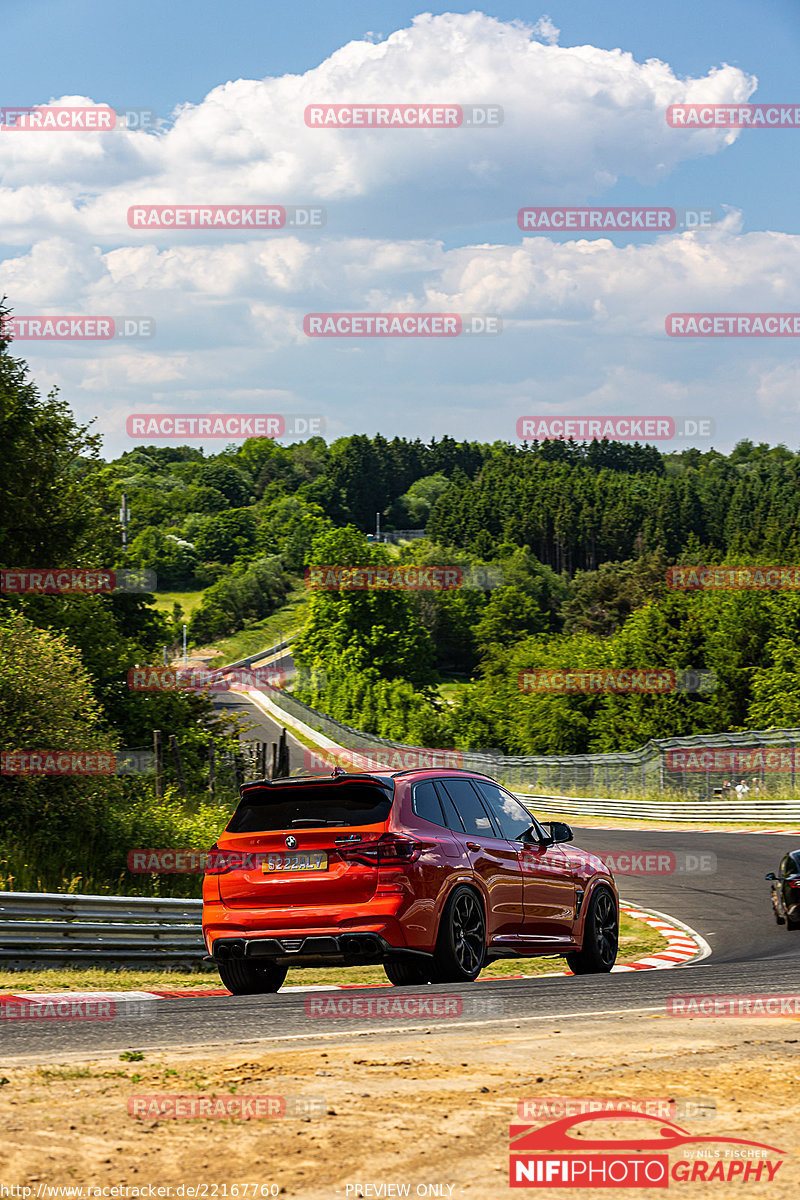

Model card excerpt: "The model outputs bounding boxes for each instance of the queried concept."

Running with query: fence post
[277,729,290,778]
[169,735,187,798]
[153,730,163,798]
[271,742,278,779]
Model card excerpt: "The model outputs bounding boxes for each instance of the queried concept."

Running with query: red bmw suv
[202,768,618,994]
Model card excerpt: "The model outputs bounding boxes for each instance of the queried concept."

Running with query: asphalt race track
[4,690,800,1063]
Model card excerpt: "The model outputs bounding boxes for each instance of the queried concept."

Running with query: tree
[194,509,257,564]
[386,473,452,529]
[189,556,287,643]
[0,300,115,567]
[126,527,200,589]
[561,552,668,637]
[294,527,436,687]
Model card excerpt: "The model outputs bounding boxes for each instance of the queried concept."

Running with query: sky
[1,0,800,457]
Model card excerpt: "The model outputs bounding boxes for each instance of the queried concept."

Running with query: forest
[4,319,800,888]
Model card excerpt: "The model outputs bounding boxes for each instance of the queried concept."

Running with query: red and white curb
[610,903,710,972]
[0,904,708,1007]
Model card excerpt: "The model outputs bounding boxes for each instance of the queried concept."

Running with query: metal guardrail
[219,638,295,675]
[516,794,800,823]
[0,892,204,968]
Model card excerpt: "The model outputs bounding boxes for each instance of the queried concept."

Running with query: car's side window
[433,780,467,832]
[780,855,793,878]
[437,778,498,838]
[412,780,446,827]
[474,781,535,842]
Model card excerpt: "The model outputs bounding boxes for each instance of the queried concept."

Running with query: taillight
[204,847,255,875]
[336,834,428,867]
[790,880,800,888]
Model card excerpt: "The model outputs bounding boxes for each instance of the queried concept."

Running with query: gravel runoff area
[0,1010,797,1198]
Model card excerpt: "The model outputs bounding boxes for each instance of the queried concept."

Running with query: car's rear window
[226,780,394,832]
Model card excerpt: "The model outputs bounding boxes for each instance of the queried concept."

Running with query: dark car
[202,767,619,994]
[766,850,800,930]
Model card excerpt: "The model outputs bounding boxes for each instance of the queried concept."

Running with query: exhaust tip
[341,933,378,955]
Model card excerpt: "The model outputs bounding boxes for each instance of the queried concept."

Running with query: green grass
[0,915,664,991]
[436,674,471,704]
[149,590,205,618]
[201,581,309,666]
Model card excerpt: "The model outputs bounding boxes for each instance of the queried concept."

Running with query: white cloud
[531,15,560,44]
[0,12,785,455]
[0,13,755,245]
[5,220,800,352]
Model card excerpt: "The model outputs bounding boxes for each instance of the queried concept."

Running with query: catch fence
[259,687,800,798]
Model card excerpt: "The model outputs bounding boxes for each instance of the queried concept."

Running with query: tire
[566,887,618,975]
[430,885,486,983]
[383,959,432,986]
[217,958,288,995]
[786,914,800,932]
[772,895,786,925]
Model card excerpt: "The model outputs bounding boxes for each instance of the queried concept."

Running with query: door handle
[466,841,481,852]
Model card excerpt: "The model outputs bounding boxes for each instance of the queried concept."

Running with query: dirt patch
[1,1013,797,1198]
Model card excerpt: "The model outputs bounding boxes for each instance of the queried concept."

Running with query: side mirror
[765,872,778,881]
[542,821,573,846]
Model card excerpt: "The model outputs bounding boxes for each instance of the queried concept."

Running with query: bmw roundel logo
[285,835,298,849]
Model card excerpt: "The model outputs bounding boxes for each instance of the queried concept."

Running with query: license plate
[262,851,328,873]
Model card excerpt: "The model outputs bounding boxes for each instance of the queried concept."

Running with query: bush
[0,780,237,897]
[189,555,288,643]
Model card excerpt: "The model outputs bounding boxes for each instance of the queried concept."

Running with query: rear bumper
[203,900,413,964]
[208,930,430,968]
